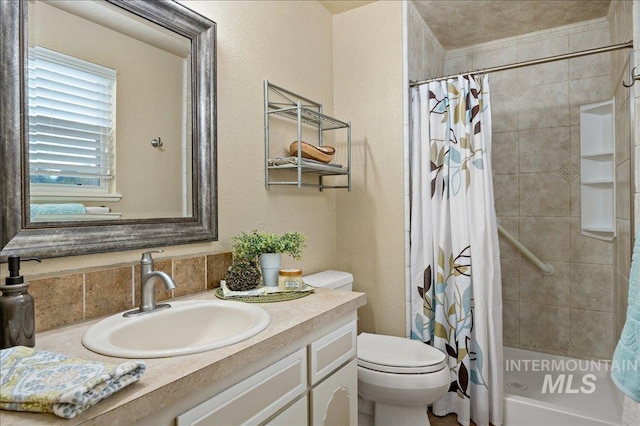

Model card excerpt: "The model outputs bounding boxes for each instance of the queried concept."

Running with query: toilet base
[359,397,431,426]
[374,402,430,426]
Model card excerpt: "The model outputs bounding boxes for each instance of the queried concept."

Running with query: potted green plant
[231,230,306,286]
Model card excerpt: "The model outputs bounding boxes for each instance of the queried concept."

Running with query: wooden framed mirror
[0,0,217,259]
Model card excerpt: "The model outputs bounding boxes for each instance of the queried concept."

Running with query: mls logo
[542,374,597,394]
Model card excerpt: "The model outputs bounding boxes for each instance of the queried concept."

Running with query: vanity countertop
[0,288,366,425]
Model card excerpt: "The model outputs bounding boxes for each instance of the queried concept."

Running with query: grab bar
[498,224,555,276]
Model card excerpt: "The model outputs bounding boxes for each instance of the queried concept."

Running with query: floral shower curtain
[409,75,503,426]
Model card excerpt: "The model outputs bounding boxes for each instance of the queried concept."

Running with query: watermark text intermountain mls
[506,358,638,395]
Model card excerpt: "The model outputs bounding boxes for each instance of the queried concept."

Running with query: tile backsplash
[26,252,232,333]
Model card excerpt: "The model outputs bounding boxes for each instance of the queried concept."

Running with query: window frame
[27,46,117,200]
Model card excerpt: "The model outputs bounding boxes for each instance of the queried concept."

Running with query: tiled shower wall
[445,18,624,359]
[19,252,232,333]
[407,1,444,83]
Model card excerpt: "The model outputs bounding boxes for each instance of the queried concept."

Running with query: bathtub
[503,347,625,425]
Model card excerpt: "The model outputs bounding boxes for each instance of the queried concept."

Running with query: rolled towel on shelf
[85,206,111,215]
[0,346,145,419]
[269,157,343,169]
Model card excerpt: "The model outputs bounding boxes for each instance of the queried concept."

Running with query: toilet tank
[303,270,353,291]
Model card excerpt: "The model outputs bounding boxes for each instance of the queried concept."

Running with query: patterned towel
[0,346,145,419]
[611,232,640,402]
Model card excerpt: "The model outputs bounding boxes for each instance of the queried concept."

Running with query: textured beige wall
[333,1,406,337]
[11,1,339,280]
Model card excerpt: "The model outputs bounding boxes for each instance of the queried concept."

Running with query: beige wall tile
[570,179,581,217]
[617,160,631,220]
[569,26,610,52]
[569,52,611,81]
[570,125,581,165]
[519,60,568,85]
[570,308,615,359]
[616,218,632,279]
[24,251,234,331]
[492,131,519,174]
[570,263,613,311]
[519,216,571,262]
[472,45,517,71]
[615,97,630,166]
[503,301,519,346]
[443,53,471,76]
[569,75,612,125]
[491,90,518,132]
[85,266,133,319]
[518,127,571,173]
[493,174,519,216]
[518,81,570,129]
[519,261,571,307]
[29,274,83,332]
[519,173,570,216]
[517,34,568,62]
[173,256,206,297]
[207,252,233,289]
[520,302,571,351]
[486,68,517,92]
[570,217,613,264]
[501,261,519,301]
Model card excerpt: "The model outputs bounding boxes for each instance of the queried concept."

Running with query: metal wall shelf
[264,81,351,191]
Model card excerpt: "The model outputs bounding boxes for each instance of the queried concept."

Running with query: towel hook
[622,67,639,87]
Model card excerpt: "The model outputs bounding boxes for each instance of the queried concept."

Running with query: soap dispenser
[0,255,41,349]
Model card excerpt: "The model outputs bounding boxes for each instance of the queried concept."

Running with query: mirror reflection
[27,0,192,223]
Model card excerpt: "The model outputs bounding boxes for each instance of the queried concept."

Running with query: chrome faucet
[124,250,176,317]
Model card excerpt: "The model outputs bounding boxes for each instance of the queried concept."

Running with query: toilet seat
[357,333,447,374]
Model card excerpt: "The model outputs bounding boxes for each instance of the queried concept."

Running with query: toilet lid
[357,333,447,374]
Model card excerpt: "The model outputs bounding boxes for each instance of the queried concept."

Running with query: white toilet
[303,270,450,425]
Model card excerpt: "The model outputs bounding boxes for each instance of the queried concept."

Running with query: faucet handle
[141,249,163,264]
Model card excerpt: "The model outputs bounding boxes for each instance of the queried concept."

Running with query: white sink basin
[82,299,270,358]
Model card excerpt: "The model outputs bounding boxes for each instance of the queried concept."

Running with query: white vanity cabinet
[176,319,358,426]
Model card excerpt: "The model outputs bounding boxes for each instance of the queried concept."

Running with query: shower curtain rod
[409,40,634,87]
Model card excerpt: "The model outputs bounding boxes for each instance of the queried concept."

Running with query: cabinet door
[265,395,308,426]
[310,359,358,426]
[309,320,357,385]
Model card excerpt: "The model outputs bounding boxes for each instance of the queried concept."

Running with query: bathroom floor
[360,408,477,425]
[429,410,478,425]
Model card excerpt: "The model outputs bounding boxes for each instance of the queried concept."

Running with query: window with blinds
[28,47,116,194]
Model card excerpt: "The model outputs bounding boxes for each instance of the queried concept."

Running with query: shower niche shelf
[264,81,351,191]
[579,99,615,241]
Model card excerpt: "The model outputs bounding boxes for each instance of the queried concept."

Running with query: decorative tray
[214,281,314,303]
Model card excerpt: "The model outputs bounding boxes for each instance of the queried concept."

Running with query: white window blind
[28,47,116,188]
